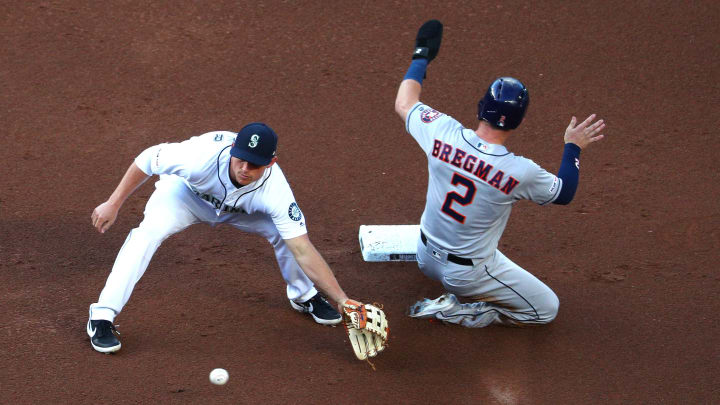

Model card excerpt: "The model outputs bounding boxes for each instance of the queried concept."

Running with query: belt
[420,231,474,266]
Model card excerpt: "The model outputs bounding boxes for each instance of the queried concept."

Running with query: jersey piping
[212,144,274,210]
[216,145,230,209]
[230,167,273,209]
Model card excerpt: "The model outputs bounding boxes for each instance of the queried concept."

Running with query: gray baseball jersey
[406,102,561,260]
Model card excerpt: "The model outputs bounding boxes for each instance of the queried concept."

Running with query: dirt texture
[1,1,718,404]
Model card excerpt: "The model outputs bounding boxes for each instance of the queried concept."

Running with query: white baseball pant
[89,176,317,322]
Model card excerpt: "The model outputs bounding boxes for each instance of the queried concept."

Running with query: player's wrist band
[403,58,428,84]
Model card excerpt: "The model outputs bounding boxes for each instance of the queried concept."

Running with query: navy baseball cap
[230,122,278,166]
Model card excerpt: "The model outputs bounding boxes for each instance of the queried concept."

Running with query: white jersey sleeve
[256,166,308,240]
[134,133,225,183]
[514,159,562,205]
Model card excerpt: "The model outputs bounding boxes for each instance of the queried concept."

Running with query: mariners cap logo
[249,134,260,148]
[230,122,278,166]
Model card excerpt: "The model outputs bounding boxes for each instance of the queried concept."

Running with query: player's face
[230,156,276,185]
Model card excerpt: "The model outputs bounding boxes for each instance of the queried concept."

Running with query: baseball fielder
[394,20,606,327]
[87,123,387,356]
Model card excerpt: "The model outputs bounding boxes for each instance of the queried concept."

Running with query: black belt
[420,231,474,266]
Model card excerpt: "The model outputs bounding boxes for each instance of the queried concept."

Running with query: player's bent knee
[536,291,559,324]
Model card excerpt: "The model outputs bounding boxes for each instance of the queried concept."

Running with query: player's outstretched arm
[286,234,389,361]
[395,79,422,121]
[91,162,150,233]
[395,19,443,121]
[552,114,606,205]
[284,234,349,311]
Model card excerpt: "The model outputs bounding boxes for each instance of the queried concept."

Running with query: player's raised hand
[413,19,443,62]
[564,114,605,149]
[91,201,120,233]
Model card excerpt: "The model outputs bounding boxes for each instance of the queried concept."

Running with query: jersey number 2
[441,173,476,223]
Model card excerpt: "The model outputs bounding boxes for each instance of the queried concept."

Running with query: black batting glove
[412,19,443,62]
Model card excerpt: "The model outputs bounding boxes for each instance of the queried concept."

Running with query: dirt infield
[1,1,718,403]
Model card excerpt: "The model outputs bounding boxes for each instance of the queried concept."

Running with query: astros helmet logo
[249,134,259,148]
[498,115,506,127]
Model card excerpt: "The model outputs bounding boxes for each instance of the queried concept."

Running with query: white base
[358,225,420,262]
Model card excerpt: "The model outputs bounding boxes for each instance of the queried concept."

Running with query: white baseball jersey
[90,131,318,323]
[135,131,307,240]
[406,102,561,260]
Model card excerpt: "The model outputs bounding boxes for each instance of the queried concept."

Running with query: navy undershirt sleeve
[553,143,582,205]
[403,59,428,85]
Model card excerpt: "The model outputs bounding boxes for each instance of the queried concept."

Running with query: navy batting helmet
[477,77,529,131]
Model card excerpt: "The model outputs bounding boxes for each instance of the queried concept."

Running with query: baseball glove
[342,299,389,361]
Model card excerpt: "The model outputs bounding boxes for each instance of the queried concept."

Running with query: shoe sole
[409,294,458,318]
[86,320,121,354]
[289,300,342,326]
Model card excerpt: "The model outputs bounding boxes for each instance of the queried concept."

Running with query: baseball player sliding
[395,20,606,327]
[87,123,388,360]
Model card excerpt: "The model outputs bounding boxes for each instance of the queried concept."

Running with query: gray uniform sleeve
[513,159,562,205]
[406,102,460,155]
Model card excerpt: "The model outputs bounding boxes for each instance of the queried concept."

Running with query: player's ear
[266,157,278,167]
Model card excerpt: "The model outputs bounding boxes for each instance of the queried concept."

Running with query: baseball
[209,368,229,385]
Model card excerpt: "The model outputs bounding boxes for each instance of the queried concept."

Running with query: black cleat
[290,293,342,326]
[87,319,121,353]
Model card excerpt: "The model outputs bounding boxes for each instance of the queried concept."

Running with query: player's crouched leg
[532,288,560,324]
[485,250,560,326]
[492,283,559,327]
[481,284,559,327]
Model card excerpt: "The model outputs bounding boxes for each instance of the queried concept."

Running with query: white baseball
[209,368,229,385]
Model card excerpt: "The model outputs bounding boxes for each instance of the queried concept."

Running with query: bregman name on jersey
[431,139,520,195]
